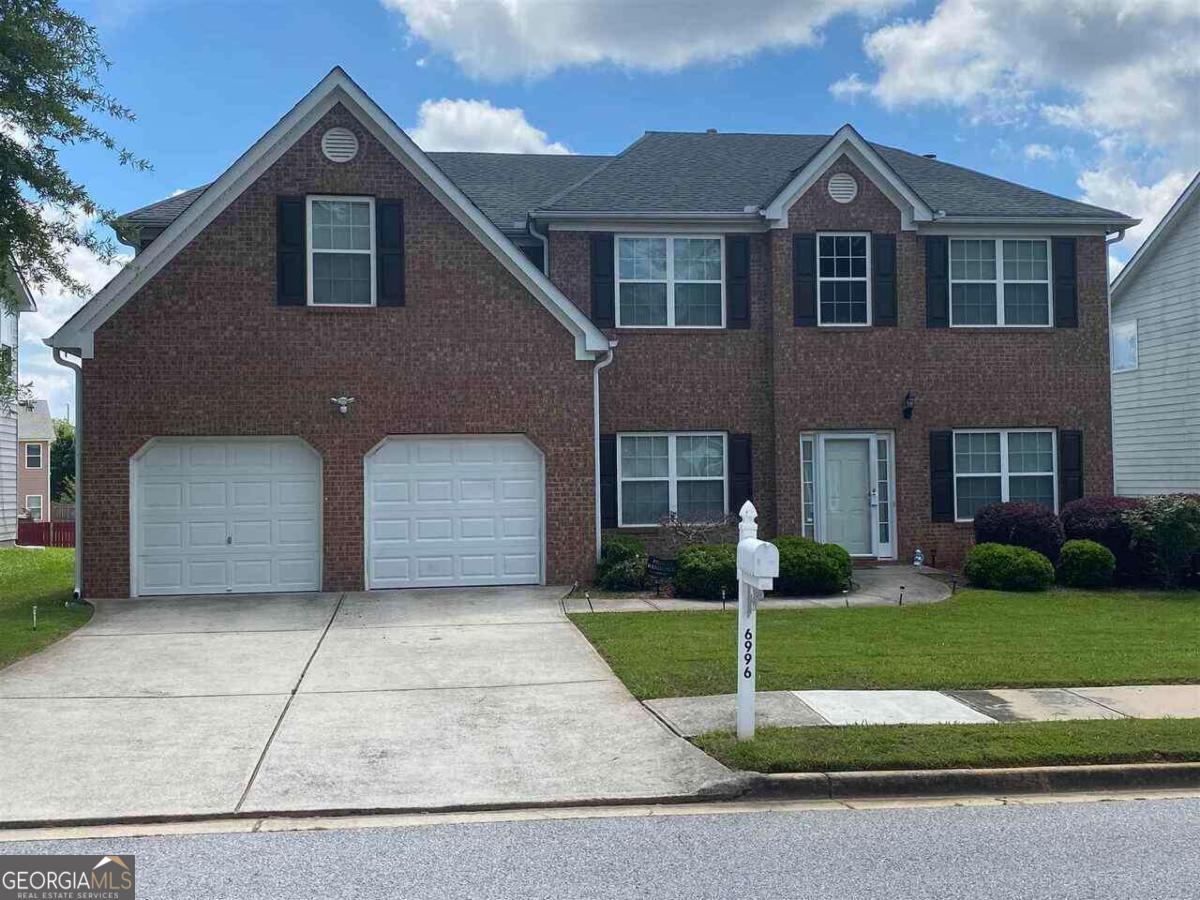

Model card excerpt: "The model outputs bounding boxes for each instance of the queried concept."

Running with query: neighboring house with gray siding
[2,267,37,544]
[1110,172,1200,495]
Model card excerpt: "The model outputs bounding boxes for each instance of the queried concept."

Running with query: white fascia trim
[1111,171,1198,299]
[920,221,1131,237]
[548,217,766,234]
[931,216,1140,230]
[48,68,609,360]
[762,125,934,231]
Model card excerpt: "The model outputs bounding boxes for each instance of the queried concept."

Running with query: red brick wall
[81,103,597,596]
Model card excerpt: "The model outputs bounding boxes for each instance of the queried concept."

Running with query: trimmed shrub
[597,534,648,591]
[974,502,1064,564]
[1057,539,1116,588]
[964,543,1055,591]
[674,544,737,601]
[1060,496,1145,582]
[1122,494,1200,588]
[772,535,852,595]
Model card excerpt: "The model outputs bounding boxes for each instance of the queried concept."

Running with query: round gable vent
[828,172,858,204]
[321,127,359,163]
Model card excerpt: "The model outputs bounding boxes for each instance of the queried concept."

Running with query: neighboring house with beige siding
[17,399,53,523]
[2,267,37,544]
[1110,172,1200,496]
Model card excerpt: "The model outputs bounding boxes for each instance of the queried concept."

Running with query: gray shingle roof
[18,399,54,442]
[538,131,1131,221]
[120,185,209,229]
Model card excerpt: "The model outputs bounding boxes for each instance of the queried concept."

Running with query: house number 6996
[742,628,754,679]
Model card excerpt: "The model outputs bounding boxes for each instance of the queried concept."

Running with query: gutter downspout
[52,348,83,602]
[593,340,617,564]
[1105,227,1127,495]
[528,217,550,274]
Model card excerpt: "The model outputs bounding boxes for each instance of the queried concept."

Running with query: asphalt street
[1,796,1196,899]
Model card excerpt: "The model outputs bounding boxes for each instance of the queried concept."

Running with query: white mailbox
[737,538,778,591]
[734,501,776,741]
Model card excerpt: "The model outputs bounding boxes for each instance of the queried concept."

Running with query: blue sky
[22,0,1199,421]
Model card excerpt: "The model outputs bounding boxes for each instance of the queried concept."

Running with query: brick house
[48,69,1136,598]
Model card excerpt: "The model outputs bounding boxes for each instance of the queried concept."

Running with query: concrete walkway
[647,685,1200,737]
[563,566,950,613]
[0,588,733,826]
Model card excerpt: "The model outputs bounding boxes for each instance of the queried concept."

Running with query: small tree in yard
[50,416,73,500]
[0,0,148,409]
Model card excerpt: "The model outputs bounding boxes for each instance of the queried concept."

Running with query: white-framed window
[24,443,42,468]
[615,236,724,328]
[307,196,375,306]
[817,232,871,325]
[617,432,727,526]
[950,239,1051,326]
[800,436,816,538]
[1112,319,1138,373]
[953,429,1057,522]
[25,495,42,522]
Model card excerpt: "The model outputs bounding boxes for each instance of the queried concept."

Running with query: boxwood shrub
[597,534,648,591]
[771,535,852,595]
[1057,539,1116,588]
[964,542,1055,591]
[674,544,737,600]
[1060,496,1145,582]
[974,501,1065,564]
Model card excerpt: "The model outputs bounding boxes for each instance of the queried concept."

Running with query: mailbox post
[735,501,778,741]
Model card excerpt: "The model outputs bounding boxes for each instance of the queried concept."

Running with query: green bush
[1122,494,1200,588]
[964,543,1055,591]
[597,534,648,591]
[674,544,737,601]
[772,535,852,595]
[1057,539,1116,588]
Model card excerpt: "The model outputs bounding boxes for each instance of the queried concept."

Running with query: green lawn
[569,588,1200,699]
[0,548,89,669]
[695,719,1200,772]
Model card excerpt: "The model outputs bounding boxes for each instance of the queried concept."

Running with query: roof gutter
[930,215,1141,229]
[532,209,762,222]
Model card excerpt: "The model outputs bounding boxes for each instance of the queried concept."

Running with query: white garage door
[366,436,543,589]
[133,438,322,596]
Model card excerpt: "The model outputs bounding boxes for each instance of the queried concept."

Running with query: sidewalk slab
[335,587,567,628]
[646,692,828,737]
[948,688,1126,722]
[794,690,996,726]
[1071,685,1200,719]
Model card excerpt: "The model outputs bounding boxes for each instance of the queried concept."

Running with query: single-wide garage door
[366,436,543,589]
[133,438,322,596]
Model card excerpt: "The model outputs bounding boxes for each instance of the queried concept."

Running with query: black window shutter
[925,236,949,327]
[872,233,897,326]
[376,199,405,307]
[728,434,753,512]
[590,234,615,328]
[599,434,617,528]
[1053,237,1078,327]
[277,197,306,306]
[930,431,954,522]
[726,235,751,329]
[1059,429,1083,507]
[793,233,817,326]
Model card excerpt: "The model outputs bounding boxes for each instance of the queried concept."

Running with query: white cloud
[409,98,570,154]
[383,0,906,79]
[1023,143,1058,162]
[829,73,870,102]
[1078,165,1194,249]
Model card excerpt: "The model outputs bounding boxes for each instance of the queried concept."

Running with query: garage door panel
[279,479,319,507]
[142,482,183,510]
[187,521,228,550]
[366,436,543,589]
[141,560,184,592]
[278,518,320,547]
[187,444,228,470]
[187,559,228,590]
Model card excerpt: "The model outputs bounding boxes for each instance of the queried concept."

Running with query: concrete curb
[745,762,1200,800]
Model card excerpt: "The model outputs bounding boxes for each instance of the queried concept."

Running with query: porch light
[330,396,355,415]
[902,390,916,420]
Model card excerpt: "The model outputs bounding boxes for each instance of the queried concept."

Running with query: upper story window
[818,233,870,325]
[953,429,1056,521]
[617,432,727,526]
[25,443,42,469]
[1112,319,1138,373]
[616,236,724,328]
[950,239,1051,326]
[308,196,375,306]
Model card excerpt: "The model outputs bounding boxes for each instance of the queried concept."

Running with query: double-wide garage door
[366,436,544,589]
[132,438,322,596]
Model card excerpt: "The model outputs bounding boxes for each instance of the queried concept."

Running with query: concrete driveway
[0,588,732,825]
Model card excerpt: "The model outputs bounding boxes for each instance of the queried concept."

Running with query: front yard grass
[569,587,1200,699]
[695,719,1200,772]
[0,548,89,669]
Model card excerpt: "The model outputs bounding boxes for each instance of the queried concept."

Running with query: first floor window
[1112,319,1138,372]
[24,443,41,468]
[25,495,42,522]
[308,196,375,306]
[954,429,1056,521]
[818,233,870,325]
[950,238,1050,326]
[800,437,816,537]
[616,236,724,327]
[618,433,727,526]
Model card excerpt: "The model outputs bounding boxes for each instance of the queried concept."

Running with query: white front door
[822,438,873,556]
[365,435,544,589]
[132,438,322,596]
